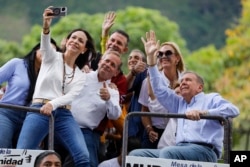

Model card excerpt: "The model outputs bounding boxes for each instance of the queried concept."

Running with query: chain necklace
[62,54,75,94]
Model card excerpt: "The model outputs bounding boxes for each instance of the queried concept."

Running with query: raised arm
[101,11,116,54]
[42,7,54,35]
[141,30,160,66]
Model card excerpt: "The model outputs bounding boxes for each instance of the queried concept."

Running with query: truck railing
[0,103,54,150]
[122,112,232,167]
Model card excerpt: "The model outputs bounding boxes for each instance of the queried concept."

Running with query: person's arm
[126,69,136,90]
[141,105,153,133]
[40,7,58,63]
[141,105,159,142]
[138,78,152,130]
[142,30,179,113]
[102,83,122,120]
[100,11,116,54]
[0,59,19,84]
[42,7,53,35]
[205,93,240,118]
[147,75,156,100]
[139,78,159,142]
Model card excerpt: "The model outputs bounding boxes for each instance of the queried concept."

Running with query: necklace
[64,64,75,79]
[62,54,75,94]
[64,63,75,81]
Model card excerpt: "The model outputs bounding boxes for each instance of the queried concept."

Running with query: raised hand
[102,11,116,36]
[141,30,160,66]
[42,7,54,34]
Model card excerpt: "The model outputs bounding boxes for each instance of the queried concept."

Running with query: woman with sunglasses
[139,41,185,149]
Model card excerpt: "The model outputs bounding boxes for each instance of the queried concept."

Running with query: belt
[181,142,219,158]
[32,98,71,110]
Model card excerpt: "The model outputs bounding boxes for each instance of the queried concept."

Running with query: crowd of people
[0,6,240,167]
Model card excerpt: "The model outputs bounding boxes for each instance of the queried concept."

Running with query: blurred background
[0,0,249,150]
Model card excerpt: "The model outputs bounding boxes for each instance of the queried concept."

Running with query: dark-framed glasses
[157,50,175,58]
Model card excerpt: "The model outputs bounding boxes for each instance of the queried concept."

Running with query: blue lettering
[0,149,11,155]
[171,161,187,167]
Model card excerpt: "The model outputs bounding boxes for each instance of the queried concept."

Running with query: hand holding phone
[48,7,67,17]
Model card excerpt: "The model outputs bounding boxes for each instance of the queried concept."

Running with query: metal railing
[122,112,232,167]
[0,103,54,150]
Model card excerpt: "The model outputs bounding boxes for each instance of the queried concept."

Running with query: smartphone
[48,7,67,17]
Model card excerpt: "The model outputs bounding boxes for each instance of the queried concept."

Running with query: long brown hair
[64,28,97,69]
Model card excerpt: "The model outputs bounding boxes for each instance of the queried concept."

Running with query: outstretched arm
[42,7,54,34]
[101,11,116,54]
[141,30,160,66]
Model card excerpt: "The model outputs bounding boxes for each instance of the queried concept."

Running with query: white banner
[125,156,230,167]
[0,149,46,167]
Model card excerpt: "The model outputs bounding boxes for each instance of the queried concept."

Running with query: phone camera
[53,8,61,15]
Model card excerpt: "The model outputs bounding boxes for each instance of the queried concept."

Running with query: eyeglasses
[157,50,175,58]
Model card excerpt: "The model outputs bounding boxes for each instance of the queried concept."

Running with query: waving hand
[141,30,160,66]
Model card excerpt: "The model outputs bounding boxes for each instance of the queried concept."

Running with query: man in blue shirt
[129,30,240,162]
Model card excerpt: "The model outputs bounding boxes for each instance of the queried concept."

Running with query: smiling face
[98,51,121,81]
[158,45,180,70]
[127,50,144,70]
[106,32,128,54]
[65,31,87,55]
[180,72,203,103]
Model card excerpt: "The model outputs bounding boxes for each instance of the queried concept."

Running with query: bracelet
[147,64,156,67]
[43,28,50,35]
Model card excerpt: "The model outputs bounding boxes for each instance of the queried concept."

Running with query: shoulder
[205,92,220,98]
[86,70,97,78]
[9,58,23,63]
[4,58,24,67]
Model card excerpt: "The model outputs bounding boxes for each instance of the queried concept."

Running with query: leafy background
[0,0,249,150]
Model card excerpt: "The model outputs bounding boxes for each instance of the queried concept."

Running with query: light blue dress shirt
[148,66,240,157]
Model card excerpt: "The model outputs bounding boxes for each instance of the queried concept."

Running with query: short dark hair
[112,29,130,46]
[34,151,61,167]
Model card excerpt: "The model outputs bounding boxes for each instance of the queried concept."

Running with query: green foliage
[0,0,241,51]
[185,45,224,91]
[22,25,43,51]
[223,0,250,68]
[21,7,188,73]
[0,1,246,150]
[214,0,250,149]
[0,39,23,66]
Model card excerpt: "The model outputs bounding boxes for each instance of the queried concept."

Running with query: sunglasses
[157,50,175,58]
